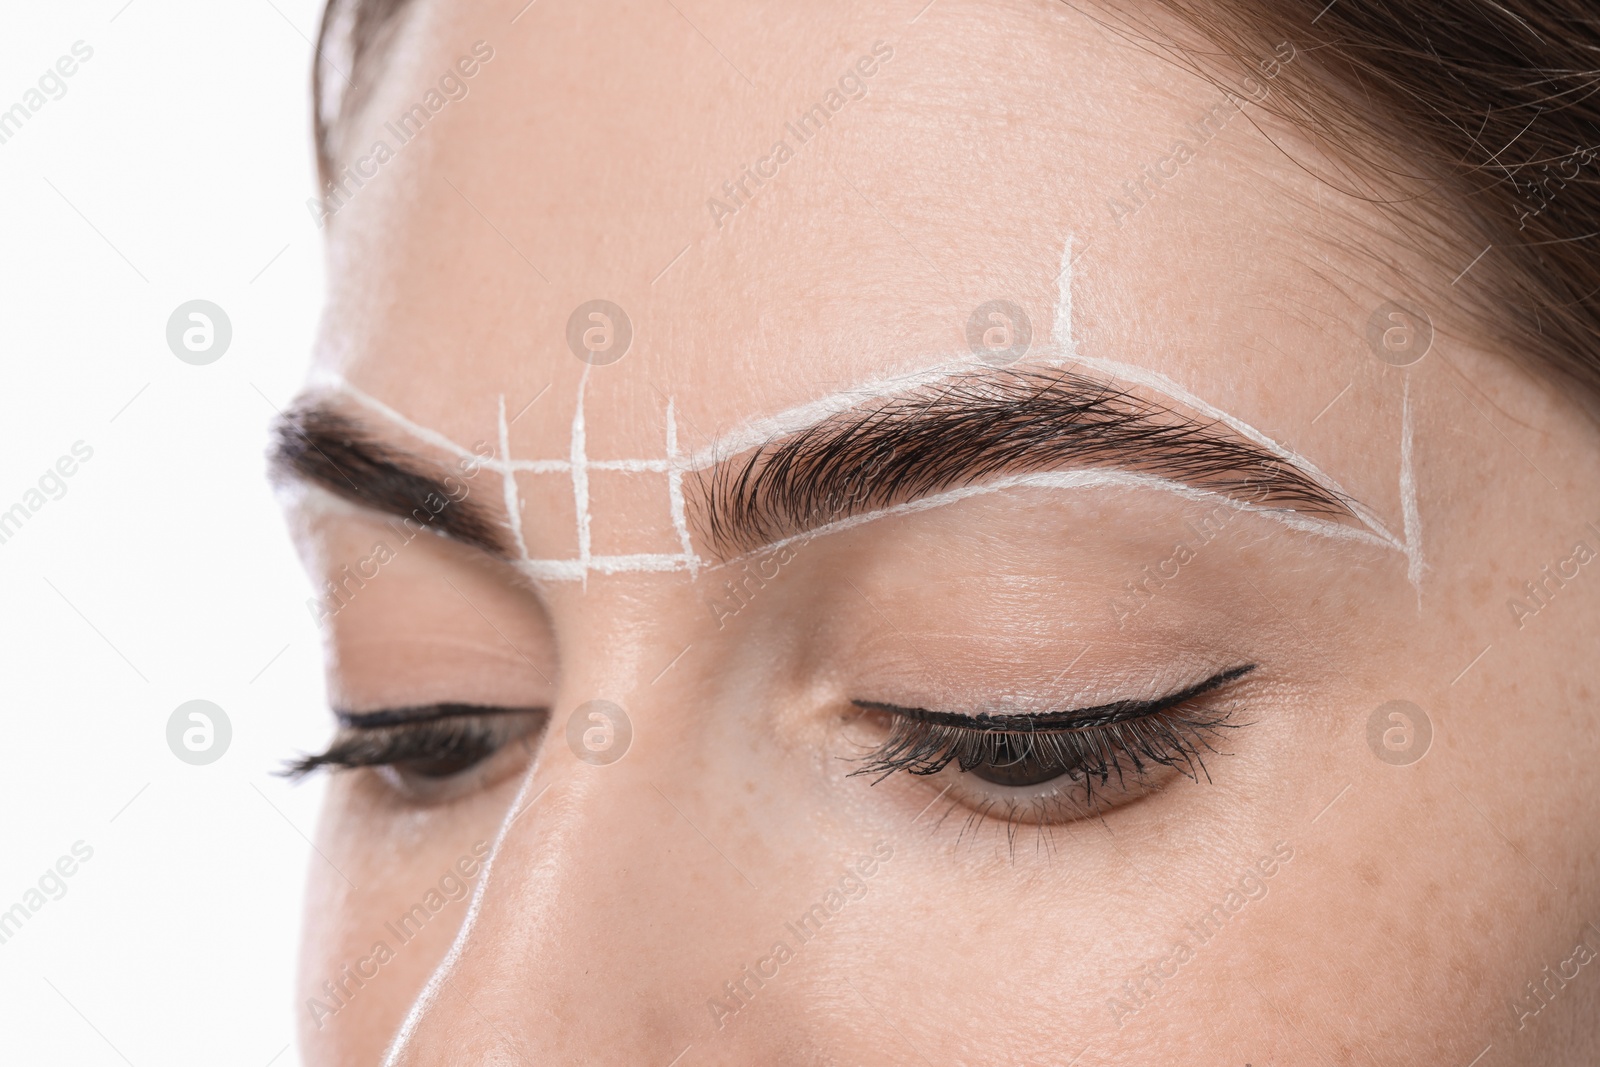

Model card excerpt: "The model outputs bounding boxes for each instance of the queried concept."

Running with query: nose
[381,693,786,1066]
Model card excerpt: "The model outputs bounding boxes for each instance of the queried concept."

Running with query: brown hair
[1121,1,1600,400]
[313,0,1600,395]
[312,0,416,187]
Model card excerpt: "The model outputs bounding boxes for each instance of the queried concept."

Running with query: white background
[0,3,328,1063]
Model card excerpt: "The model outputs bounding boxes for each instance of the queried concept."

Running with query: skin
[283,0,1600,1062]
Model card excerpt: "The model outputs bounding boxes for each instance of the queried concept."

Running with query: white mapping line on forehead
[312,364,1410,584]
[678,357,1023,472]
[309,237,1419,586]
[316,371,670,474]
[497,394,530,561]
[665,398,699,577]
[310,370,702,581]
[682,231,1406,561]
[700,468,1400,579]
[1401,376,1425,596]
[1053,233,1075,355]
[1064,352,1406,555]
[571,364,593,587]
[673,234,1076,472]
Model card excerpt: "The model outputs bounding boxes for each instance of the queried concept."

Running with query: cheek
[1218,788,1567,1056]
[296,774,514,1062]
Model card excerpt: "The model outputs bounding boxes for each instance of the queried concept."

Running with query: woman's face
[282,0,1600,1061]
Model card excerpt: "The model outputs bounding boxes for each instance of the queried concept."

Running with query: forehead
[315,0,1392,510]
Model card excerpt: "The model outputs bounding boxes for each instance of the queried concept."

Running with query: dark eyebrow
[691,367,1358,556]
[269,401,509,558]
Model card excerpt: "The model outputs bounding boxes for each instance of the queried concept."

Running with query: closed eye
[849,664,1255,821]
[281,703,548,802]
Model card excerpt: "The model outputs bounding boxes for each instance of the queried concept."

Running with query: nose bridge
[382,702,772,1065]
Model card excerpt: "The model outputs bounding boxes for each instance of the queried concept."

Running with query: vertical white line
[1053,233,1074,356]
[498,394,530,561]
[571,365,593,587]
[665,398,699,575]
[1400,376,1425,599]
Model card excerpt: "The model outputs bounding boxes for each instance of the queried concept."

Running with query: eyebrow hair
[269,403,508,558]
[691,367,1359,556]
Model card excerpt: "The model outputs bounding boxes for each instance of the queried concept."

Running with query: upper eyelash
[280,704,544,779]
[848,664,1256,791]
[282,665,1252,795]
[335,702,532,728]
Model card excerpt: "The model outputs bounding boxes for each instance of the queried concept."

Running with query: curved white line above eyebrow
[311,368,489,468]
[679,347,1406,555]
[307,321,1416,587]
[1064,352,1405,554]
[698,467,1402,579]
[677,357,1000,473]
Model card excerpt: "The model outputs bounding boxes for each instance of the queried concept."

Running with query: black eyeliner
[334,702,543,729]
[852,663,1256,731]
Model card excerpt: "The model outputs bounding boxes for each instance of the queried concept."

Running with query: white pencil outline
[304,235,1420,588]
[1400,375,1425,597]
[1053,233,1074,354]
[665,398,698,576]
[698,468,1396,579]
[314,365,1412,585]
[370,234,1430,1053]
[570,365,593,588]
[497,394,530,561]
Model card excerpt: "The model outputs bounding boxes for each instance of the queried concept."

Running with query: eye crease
[849,664,1256,815]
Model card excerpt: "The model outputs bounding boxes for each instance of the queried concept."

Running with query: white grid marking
[312,236,1422,588]
[1054,233,1073,354]
[1400,375,1426,596]
[497,394,530,561]
[570,366,594,585]
[665,398,699,576]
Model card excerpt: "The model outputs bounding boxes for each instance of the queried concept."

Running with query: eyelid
[281,704,547,780]
[851,663,1256,730]
[335,702,545,728]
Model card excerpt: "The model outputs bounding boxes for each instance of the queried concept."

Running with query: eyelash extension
[279,703,543,779]
[849,664,1256,796]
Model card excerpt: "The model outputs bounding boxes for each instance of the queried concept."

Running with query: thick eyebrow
[691,368,1360,556]
[269,402,509,558]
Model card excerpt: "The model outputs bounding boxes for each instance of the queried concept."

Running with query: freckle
[1355,861,1382,889]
